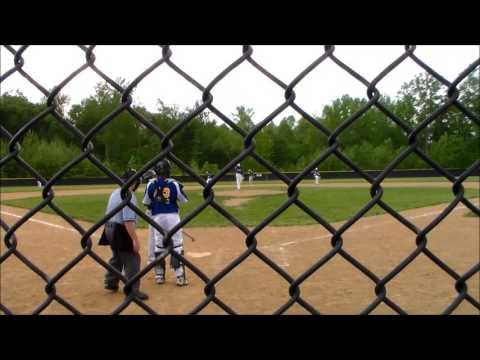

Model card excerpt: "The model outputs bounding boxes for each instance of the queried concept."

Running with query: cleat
[104,284,119,292]
[176,277,189,287]
[155,276,165,284]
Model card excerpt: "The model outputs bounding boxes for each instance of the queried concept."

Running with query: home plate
[187,252,212,258]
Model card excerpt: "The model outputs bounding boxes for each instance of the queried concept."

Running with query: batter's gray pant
[105,250,141,292]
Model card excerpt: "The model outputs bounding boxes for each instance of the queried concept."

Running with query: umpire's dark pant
[105,249,141,292]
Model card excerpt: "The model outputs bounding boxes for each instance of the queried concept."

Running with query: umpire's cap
[122,168,141,191]
[141,169,157,182]
[154,159,171,178]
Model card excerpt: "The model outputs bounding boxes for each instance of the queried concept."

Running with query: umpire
[101,168,149,300]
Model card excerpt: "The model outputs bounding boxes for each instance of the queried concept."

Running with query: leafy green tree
[430,134,479,168]
[0,91,45,136]
[397,73,445,149]
[1,69,477,178]
[200,161,219,174]
[254,122,275,164]
[270,116,298,170]
[233,106,255,132]
[69,79,142,169]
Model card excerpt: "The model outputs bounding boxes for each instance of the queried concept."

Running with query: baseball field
[1,177,479,314]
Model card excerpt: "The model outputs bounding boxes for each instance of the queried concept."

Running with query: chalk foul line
[1,210,99,238]
[2,202,476,253]
[260,205,472,250]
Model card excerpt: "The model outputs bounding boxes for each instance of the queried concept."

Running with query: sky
[1,45,478,123]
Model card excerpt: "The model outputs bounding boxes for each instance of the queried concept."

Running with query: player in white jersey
[235,163,243,190]
[312,167,321,184]
[248,169,254,184]
[206,171,213,184]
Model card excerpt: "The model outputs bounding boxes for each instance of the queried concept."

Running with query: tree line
[1,72,478,179]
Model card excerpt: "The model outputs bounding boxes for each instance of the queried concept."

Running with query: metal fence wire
[0,45,479,315]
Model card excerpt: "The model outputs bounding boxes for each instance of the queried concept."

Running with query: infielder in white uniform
[206,171,213,184]
[248,169,254,184]
[312,167,321,184]
[143,160,189,286]
[235,163,243,190]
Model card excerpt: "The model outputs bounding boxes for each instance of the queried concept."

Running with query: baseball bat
[183,230,196,242]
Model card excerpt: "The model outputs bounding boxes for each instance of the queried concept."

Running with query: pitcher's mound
[217,189,283,207]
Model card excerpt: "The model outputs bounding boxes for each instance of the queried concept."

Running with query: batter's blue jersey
[144,178,188,215]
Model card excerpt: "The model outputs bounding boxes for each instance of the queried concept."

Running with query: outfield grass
[2,187,478,227]
[1,176,478,194]
[316,176,480,183]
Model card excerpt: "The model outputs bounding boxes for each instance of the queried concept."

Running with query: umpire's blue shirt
[106,188,138,224]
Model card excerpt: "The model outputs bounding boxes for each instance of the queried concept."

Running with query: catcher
[143,159,189,286]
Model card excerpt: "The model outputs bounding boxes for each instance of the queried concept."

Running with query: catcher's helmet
[155,159,171,178]
[122,168,141,191]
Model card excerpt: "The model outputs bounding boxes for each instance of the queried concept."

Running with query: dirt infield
[223,198,254,206]
[1,197,478,314]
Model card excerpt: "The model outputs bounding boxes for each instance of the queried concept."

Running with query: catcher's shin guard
[171,249,188,286]
[154,252,166,284]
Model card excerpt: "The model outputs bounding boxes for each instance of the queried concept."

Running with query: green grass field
[1,176,478,194]
[2,187,478,227]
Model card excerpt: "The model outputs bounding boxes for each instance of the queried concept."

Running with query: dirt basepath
[1,189,115,201]
[1,199,478,315]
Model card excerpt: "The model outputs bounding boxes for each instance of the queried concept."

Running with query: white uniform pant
[249,175,253,184]
[314,175,320,184]
[146,211,156,264]
[152,213,185,279]
[236,173,243,190]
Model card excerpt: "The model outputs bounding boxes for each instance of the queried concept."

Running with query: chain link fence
[1,45,479,315]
